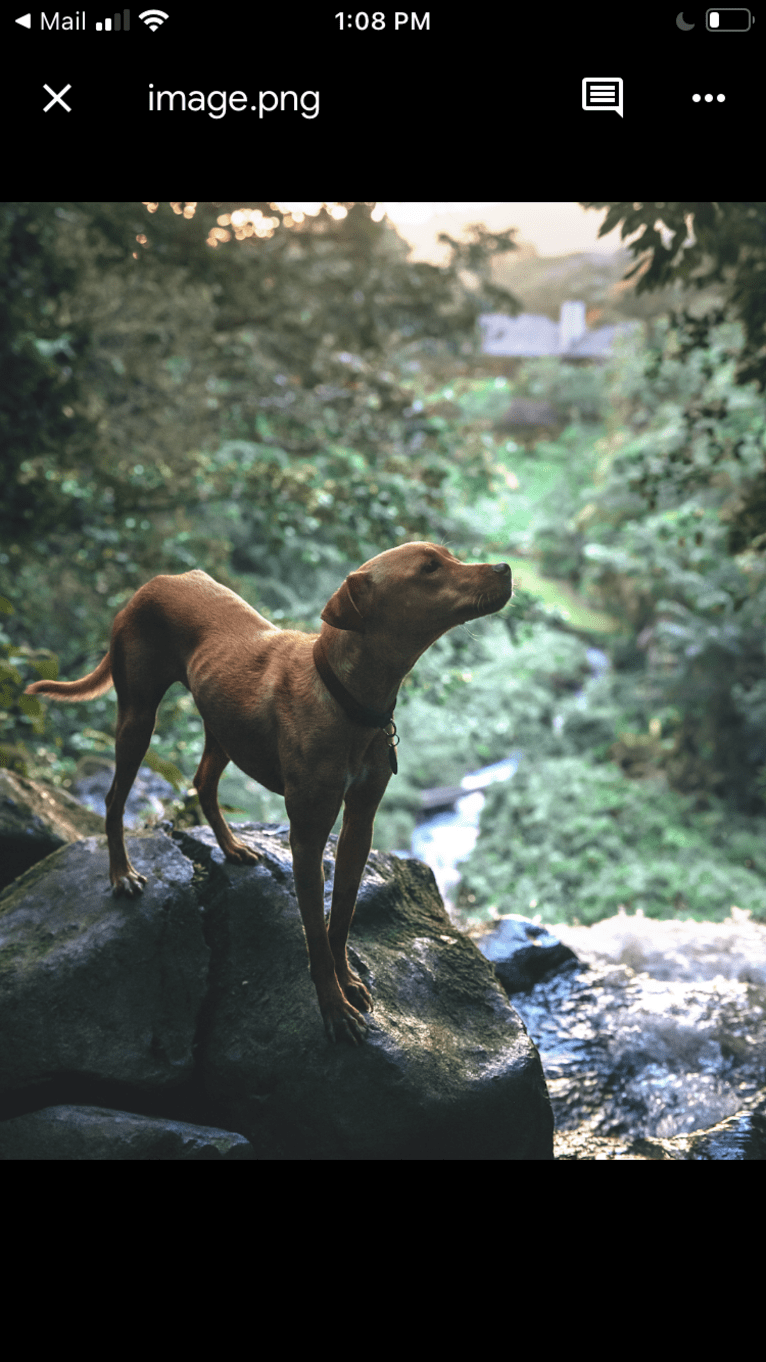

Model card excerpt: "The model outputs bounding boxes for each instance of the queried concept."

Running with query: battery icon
[706,9,753,29]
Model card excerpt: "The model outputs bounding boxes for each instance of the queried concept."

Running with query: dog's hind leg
[105,621,182,895]
[106,696,162,896]
[193,723,260,864]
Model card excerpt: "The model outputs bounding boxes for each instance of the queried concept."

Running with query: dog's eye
[422,561,439,574]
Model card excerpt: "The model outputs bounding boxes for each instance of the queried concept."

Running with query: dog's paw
[323,996,369,1046]
[340,972,373,1015]
[111,868,148,896]
[224,839,261,866]
[224,844,260,866]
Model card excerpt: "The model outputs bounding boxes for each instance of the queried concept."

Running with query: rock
[0,831,208,1094]
[0,1105,255,1160]
[0,769,103,891]
[495,398,560,431]
[70,758,177,829]
[475,914,579,992]
[0,823,553,1159]
[180,826,553,1159]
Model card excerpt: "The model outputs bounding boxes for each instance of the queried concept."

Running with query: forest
[3,200,766,929]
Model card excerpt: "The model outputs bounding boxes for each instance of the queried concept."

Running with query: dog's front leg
[327,800,380,1015]
[287,800,369,1045]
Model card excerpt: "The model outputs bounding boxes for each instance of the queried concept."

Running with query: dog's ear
[321,571,369,632]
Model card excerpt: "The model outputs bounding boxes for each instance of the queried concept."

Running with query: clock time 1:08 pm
[335,12,431,28]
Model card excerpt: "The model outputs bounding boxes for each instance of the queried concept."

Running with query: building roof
[479,301,642,359]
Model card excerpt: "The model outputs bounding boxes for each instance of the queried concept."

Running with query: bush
[459,754,766,926]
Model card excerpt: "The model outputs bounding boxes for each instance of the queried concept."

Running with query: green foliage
[1,201,519,639]
[0,636,60,775]
[573,319,766,808]
[370,615,595,852]
[471,298,766,811]
[0,204,94,544]
[140,749,187,792]
[580,202,766,392]
[459,755,766,926]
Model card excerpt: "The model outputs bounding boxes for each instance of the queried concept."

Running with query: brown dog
[26,542,511,1043]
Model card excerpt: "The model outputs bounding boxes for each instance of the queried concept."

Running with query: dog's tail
[25,652,113,702]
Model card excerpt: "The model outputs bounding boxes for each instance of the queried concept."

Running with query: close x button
[43,84,72,112]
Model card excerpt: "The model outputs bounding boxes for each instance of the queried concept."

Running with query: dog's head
[321,542,512,638]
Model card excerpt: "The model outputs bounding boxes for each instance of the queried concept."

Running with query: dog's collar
[312,636,399,774]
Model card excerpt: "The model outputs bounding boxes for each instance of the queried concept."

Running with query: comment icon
[582,77,623,117]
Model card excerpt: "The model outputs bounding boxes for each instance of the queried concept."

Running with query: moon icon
[676,11,695,27]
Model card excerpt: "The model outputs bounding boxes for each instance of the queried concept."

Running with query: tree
[580,203,766,392]
[570,204,766,808]
[0,203,94,544]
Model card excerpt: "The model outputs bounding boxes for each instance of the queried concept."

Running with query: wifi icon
[139,8,169,28]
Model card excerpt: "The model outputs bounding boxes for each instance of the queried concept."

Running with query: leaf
[142,748,187,792]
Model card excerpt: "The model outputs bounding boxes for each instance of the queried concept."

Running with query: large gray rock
[0,824,553,1159]
[0,769,103,891]
[0,832,208,1094]
[0,1105,255,1160]
[182,827,552,1158]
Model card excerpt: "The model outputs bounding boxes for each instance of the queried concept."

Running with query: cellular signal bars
[96,10,130,28]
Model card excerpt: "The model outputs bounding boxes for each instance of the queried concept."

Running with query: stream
[408,645,610,907]
[401,643,766,1157]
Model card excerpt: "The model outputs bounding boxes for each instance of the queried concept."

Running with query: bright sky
[381,202,621,263]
